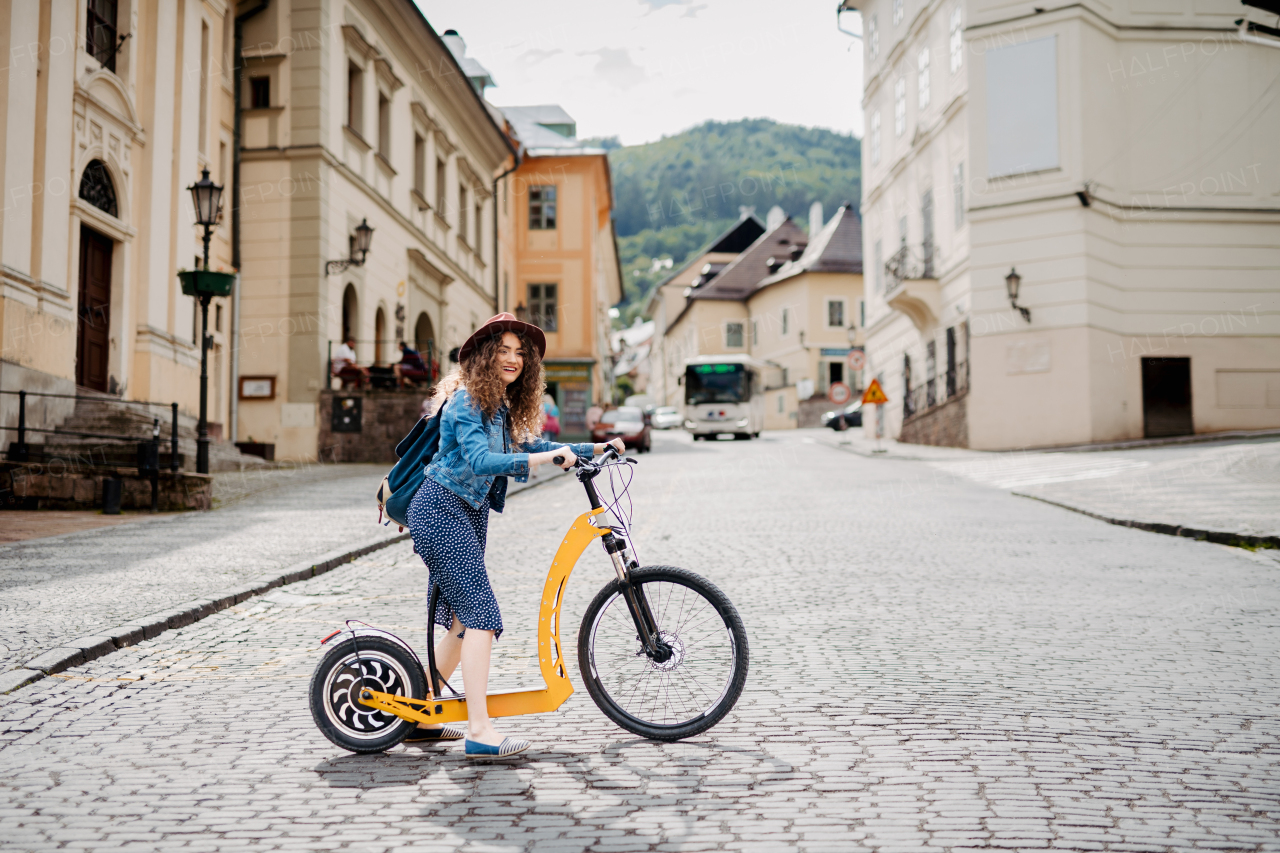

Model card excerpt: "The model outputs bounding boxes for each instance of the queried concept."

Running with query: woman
[541,392,561,440]
[405,313,624,760]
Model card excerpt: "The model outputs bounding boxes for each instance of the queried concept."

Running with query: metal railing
[1,389,180,472]
[903,359,968,422]
[884,243,937,289]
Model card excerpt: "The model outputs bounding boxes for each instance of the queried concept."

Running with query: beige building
[749,205,865,429]
[1,0,236,442]
[850,0,1280,450]
[235,5,512,459]
[499,106,621,440]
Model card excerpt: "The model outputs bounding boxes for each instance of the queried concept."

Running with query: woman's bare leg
[460,627,502,744]
[417,616,465,730]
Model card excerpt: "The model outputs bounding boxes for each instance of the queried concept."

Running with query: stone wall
[317,390,427,464]
[900,391,969,448]
[0,462,212,511]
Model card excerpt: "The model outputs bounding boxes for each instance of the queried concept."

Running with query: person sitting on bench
[393,341,431,387]
[331,337,369,388]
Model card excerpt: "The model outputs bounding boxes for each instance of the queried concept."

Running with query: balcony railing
[885,242,936,289]
[903,359,968,421]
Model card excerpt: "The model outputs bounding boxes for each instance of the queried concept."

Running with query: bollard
[150,417,160,512]
[102,478,122,515]
[170,402,180,471]
[11,389,29,462]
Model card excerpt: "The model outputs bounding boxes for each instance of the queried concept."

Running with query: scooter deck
[357,508,609,727]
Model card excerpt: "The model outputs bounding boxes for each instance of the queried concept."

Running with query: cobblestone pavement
[1,430,1278,851]
[821,429,1280,541]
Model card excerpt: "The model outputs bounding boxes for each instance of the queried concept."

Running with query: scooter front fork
[603,533,671,664]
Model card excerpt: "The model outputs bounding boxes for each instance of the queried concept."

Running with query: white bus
[682,354,766,440]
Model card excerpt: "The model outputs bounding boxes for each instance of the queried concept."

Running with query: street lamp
[187,167,224,475]
[1005,267,1031,323]
[326,219,375,274]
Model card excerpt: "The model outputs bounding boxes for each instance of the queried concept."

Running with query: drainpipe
[492,157,520,313]
[230,0,270,445]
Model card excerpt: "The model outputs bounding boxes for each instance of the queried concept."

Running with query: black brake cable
[600,458,640,567]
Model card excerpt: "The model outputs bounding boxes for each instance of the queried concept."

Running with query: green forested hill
[595,119,861,323]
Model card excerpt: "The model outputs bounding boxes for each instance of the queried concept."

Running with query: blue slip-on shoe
[404,723,466,743]
[465,737,531,760]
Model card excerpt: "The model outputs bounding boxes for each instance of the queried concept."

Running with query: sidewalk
[813,428,1280,548]
[0,461,570,678]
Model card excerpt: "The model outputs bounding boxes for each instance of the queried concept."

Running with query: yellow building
[1,0,234,446]
[749,205,865,429]
[500,107,621,441]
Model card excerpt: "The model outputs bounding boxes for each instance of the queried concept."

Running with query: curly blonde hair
[433,330,545,443]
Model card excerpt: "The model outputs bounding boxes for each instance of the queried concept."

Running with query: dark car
[591,406,652,452]
[822,400,863,431]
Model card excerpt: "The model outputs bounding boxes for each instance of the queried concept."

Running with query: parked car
[591,406,652,452]
[822,400,863,431]
[650,406,682,430]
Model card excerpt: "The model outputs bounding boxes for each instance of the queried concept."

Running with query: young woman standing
[404,313,624,759]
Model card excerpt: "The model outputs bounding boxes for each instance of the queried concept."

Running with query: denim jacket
[424,388,595,513]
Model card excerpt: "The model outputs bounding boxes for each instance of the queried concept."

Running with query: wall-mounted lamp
[1005,267,1031,322]
[326,219,374,275]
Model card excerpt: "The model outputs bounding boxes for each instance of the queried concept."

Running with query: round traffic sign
[828,382,852,405]
[847,348,866,371]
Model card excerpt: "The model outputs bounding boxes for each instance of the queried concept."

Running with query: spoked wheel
[578,566,748,741]
[309,636,426,753]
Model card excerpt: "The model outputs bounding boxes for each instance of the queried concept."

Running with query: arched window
[342,284,358,344]
[79,160,118,217]
[374,306,386,365]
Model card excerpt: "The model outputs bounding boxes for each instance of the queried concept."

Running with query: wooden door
[1141,356,1193,438]
[76,225,113,391]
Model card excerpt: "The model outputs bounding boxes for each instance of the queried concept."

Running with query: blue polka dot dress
[408,476,504,640]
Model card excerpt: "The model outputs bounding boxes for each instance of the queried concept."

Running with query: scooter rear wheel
[309,636,426,754]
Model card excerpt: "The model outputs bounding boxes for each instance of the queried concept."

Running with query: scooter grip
[552,455,565,466]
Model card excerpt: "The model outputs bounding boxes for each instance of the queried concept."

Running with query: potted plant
[178,266,237,298]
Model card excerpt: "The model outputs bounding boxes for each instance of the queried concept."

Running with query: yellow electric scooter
[308,448,749,753]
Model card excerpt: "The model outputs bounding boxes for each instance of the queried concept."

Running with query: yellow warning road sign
[861,378,889,405]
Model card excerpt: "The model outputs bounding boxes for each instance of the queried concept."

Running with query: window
[899,215,908,250]
[781,308,789,335]
[869,14,879,60]
[870,111,881,165]
[86,0,118,72]
[827,299,845,328]
[436,158,446,213]
[860,300,866,327]
[893,0,904,25]
[529,185,557,229]
[950,7,964,72]
[378,92,391,158]
[918,48,930,109]
[894,77,906,136]
[778,393,784,413]
[199,23,209,152]
[874,240,883,294]
[250,77,270,109]
[475,201,483,246]
[752,320,759,347]
[953,163,965,226]
[458,185,468,243]
[987,36,1059,177]
[215,303,223,333]
[725,322,744,348]
[528,284,557,332]
[78,160,117,217]
[413,134,425,196]
[347,63,363,134]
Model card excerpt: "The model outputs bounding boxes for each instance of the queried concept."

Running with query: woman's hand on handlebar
[533,448,578,471]
[595,438,626,457]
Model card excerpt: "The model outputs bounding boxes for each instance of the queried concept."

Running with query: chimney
[766,205,786,230]
[442,29,466,60]
[809,201,824,239]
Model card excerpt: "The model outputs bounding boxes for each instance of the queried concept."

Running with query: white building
[849,0,1280,449]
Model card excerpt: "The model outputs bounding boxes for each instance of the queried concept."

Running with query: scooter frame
[355,505,612,726]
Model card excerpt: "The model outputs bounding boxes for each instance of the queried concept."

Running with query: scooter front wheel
[578,566,749,741]
[309,636,426,753]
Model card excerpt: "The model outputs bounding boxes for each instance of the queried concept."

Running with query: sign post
[861,379,890,454]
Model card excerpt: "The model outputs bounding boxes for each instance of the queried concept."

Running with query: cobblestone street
[1,430,1277,852]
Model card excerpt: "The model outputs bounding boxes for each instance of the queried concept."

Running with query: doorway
[1141,357,1192,437]
[76,225,113,391]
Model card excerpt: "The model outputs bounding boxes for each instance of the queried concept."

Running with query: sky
[411,0,866,146]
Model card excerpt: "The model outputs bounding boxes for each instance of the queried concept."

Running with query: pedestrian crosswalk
[931,452,1150,490]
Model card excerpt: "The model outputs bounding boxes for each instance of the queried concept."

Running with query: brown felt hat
[457,312,547,363]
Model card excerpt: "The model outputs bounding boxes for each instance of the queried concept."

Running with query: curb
[1,531,411,695]
[1013,493,1280,550]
